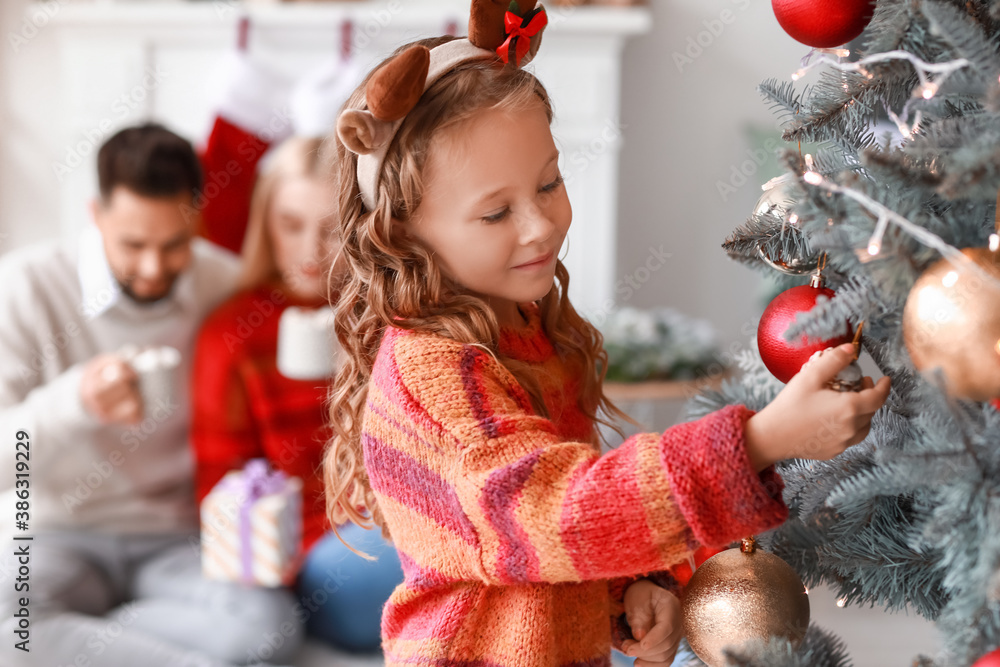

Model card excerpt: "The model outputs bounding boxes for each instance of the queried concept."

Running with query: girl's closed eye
[481,175,565,224]
[541,174,564,192]
[482,208,510,224]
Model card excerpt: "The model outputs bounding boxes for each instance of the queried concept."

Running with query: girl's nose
[518,203,556,245]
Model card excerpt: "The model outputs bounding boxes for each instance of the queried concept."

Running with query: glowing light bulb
[803,171,823,185]
[868,241,881,256]
[836,598,847,608]
[788,213,799,225]
[920,82,939,99]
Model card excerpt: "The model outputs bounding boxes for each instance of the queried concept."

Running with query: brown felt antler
[471,0,540,52]
[363,0,542,123]
[366,45,431,122]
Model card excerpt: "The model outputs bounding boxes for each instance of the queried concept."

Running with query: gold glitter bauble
[902,247,1000,401]
[681,538,810,667]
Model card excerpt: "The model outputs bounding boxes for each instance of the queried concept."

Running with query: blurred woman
[191,136,403,653]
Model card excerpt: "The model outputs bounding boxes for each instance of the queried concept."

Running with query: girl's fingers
[799,344,857,388]
[856,376,891,413]
[634,620,673,655]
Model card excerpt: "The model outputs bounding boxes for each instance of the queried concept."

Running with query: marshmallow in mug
[276,306,340,380]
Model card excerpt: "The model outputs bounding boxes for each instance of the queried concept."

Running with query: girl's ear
[336,109,394,156]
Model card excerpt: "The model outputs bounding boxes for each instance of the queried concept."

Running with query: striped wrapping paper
[200,469,303,587]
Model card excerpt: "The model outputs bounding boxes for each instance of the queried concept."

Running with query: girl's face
[268,175,339,301]
[407,100,571,328]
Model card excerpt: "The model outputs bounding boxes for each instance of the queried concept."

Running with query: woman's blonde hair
[238,136,327,290]
[323,36,635,548]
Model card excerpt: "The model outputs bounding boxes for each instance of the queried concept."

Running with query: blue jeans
[296,523,404,653]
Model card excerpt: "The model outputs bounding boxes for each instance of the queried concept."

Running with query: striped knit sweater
[362,301,788,666]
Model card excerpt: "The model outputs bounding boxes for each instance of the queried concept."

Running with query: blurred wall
[616,0,805,354]
[1,0,64,249]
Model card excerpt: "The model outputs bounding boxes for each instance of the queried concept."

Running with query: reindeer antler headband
[336,1,549,210]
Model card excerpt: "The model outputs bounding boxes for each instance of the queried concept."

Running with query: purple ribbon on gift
[218,459,288,584]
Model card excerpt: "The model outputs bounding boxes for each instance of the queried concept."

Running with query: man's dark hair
[97,123,202,202]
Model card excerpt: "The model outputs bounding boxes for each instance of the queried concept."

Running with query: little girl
[323,3,891,666]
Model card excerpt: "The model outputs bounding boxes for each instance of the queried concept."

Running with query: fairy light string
[802,155,1000,290]
[791,49,971,137]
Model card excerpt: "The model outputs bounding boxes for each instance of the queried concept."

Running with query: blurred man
[0,124,303,667]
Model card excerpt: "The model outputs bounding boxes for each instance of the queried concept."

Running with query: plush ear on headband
[336,109,396,156]
[337,45,431,155]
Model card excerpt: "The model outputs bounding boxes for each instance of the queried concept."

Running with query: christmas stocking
[289,54,365,138]
[198,48,293,254]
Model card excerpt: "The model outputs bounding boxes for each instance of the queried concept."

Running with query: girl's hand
[744,343,891,471]
[621,579,682,667]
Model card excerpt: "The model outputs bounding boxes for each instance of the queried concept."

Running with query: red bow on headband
[497,7,548,66]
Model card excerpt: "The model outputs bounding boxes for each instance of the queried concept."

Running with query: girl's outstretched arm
[368,331,788,586]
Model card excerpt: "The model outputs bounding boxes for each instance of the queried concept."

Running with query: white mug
[276,306,339,380]
[121,345,181,417]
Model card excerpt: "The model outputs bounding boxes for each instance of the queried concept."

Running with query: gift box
[201,459,302,587]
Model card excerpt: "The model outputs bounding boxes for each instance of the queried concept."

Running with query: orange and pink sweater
[362,302,788,666]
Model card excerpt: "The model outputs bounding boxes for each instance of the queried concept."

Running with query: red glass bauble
[758,284,854,383]
[973,649,1000,667]
[772,0,876,48]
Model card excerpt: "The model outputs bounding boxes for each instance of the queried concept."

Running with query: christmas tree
[681,1,1000,665]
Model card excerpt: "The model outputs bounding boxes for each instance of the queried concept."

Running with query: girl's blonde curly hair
[322,35,634,553]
